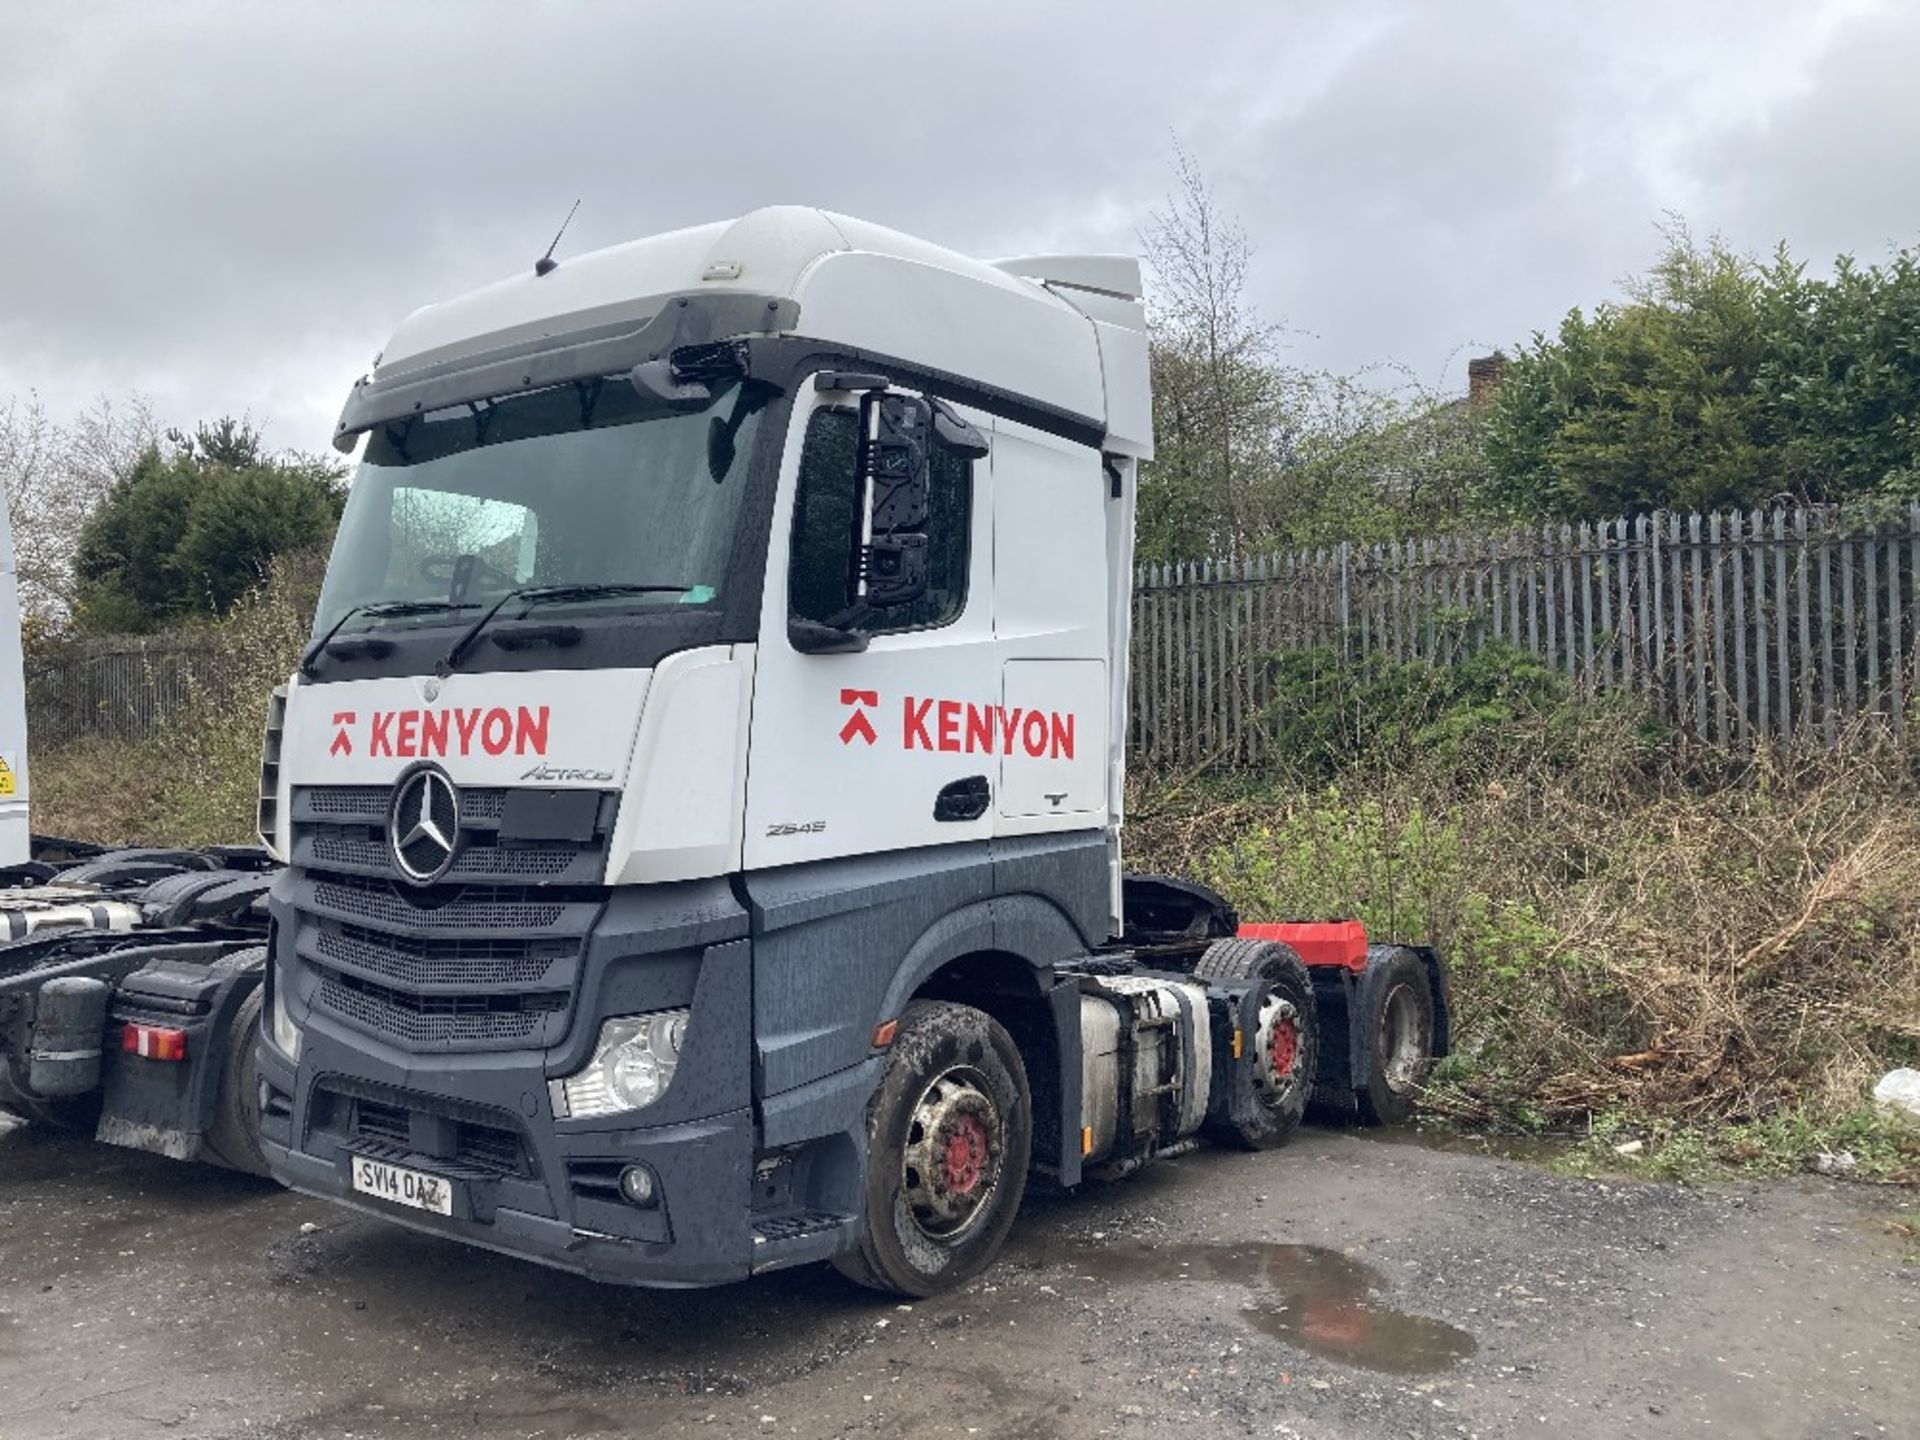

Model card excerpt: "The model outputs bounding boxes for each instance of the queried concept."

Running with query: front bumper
[257,1022,756,1287]
[257,860,763,1287]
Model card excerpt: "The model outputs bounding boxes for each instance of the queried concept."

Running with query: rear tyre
[834,1001,1031,1298]
[1356,947,1435,1127]
[203,985,269,1177]
[1195,939,1318,1150]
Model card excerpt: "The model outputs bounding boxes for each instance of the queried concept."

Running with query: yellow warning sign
[0,753,16,798]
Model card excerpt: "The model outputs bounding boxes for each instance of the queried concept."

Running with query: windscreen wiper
[439,582,690,675]
[299,600,472,678]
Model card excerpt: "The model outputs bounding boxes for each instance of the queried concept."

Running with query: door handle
[934,775,991,822]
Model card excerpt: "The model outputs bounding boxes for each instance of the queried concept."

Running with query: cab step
[750,1209,855,1272]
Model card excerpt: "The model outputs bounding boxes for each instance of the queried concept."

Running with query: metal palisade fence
[1130,501,1920,770]
[27,632,228,745]
[26,500,1920,763]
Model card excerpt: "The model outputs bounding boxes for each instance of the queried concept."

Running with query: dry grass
[29,732,175,845]
[1131,716,1920,1156]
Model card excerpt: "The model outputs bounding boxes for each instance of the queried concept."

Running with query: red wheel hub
[941,1112,990,1195]
[1269,1016,1299,1078]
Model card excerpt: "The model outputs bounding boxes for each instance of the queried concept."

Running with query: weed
[33,547,322,846]
[1130,651,1920,1165]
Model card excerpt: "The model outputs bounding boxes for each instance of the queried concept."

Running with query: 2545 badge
[764,820,826,838]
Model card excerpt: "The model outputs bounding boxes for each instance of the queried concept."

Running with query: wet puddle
[1363,1124,1572,1165]
[1069,1241,1476,1373]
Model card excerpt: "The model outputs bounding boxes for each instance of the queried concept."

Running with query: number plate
[350,1156,454,1216]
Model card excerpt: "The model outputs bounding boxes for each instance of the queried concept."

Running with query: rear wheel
[1196,939,1318,1149]
[201,947,269,1175]
[1357,948,1435,1126]
[835,1001,1031,1297]
[203,985,269,1176]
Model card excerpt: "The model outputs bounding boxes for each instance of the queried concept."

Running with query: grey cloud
[0,0,1909,449]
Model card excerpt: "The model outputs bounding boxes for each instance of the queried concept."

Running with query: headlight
[269,976,302,1062]
[550,1010,689,1119]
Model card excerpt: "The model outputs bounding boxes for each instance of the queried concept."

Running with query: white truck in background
[253,208,1450,1296]
[0,497,32,867]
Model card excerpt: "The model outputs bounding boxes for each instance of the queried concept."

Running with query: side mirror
[629,357,711,412]
[630,342,750,413]
[788,617,869,654]
[857,392,932,610]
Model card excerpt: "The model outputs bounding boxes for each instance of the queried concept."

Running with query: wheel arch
[878,889,1091,1192]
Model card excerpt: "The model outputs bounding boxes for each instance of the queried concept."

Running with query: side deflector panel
[609,645,755,885]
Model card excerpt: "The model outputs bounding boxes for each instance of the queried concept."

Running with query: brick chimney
[1467,351,1508,408]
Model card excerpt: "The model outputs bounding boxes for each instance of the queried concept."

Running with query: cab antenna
[534,199,581,277]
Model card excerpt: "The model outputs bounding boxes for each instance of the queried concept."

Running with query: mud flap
[98,956,261,1163]
[1202,980,1271,1137]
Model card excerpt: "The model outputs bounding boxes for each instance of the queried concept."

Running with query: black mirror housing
[865,393,932,531]
[857,391,933,610]
[788,617,869,654]
[931,398,989,460]
[629,357,711,411]
[863,533,928,608]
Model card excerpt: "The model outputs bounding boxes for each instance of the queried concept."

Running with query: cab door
[742,380,997,870]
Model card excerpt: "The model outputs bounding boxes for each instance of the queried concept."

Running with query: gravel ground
[1,1112,1913,1439]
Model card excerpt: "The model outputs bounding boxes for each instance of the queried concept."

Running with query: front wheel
[835,1001,1031,1297]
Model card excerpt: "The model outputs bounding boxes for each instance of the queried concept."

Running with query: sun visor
[331,292,800,452]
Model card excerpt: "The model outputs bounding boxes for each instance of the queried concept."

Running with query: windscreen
[313,375,772,633]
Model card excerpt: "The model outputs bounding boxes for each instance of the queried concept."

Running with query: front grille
[289,783,614,1054]
[305,785,509,824]
[315,924,562,988]
[307,831,586,881]
[456,1123,524,1175]
[314,1079,537,1180]
[318,977,552,1046]
[304,785,390,819]
[317,967,566,1046]
[311,876,571,931]
[354,1097,412,1147]
[567,1158,627,1200]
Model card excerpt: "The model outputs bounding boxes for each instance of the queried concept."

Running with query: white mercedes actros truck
[256,208,1447,1295]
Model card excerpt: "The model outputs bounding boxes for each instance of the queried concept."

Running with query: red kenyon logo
[329,706,551,760]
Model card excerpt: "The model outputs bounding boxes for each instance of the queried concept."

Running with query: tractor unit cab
[258,209,1444,1296]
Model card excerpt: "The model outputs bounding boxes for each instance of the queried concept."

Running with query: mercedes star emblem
[390,766,459,884]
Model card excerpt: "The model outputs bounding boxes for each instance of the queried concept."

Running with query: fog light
[618,1164,658,1208]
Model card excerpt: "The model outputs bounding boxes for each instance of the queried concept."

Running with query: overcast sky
[4,0,1916,454]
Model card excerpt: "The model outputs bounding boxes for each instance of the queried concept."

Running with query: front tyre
[835,1001,1031,1298]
